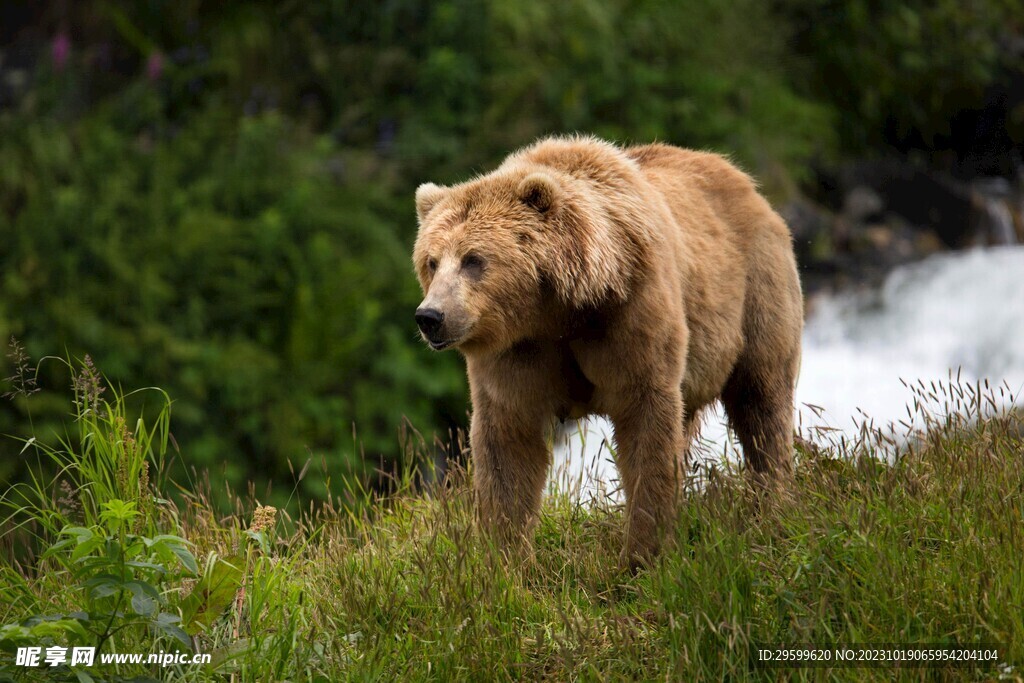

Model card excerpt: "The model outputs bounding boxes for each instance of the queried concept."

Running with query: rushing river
[550,246,1024,499]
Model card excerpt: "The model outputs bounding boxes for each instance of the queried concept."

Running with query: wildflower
[179,577,197,598]
[251,505,277,534]
[112,416,151,528]
[57,479,82,520]
[52,32,71,71]
[146,52,164,81]
[72,355,105,410]
[138,459,150,500]
[3,337,39,399]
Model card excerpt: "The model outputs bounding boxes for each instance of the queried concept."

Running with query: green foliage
[0,361,311,680]
[779,0,1018,152]
[1,353,171,541]
[293,0,835,180]
[178,555,243,635]
[0,104,466,501]
[0,365,195,679]
[484,0,834,176]
[31,510,197,650]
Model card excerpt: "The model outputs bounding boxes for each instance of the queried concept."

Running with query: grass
[0,355,1022,681]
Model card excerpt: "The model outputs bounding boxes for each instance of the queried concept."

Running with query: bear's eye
[461,253,485,275]
[427,258,438,273]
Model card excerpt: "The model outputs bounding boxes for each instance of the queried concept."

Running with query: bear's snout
[415,307,446,346]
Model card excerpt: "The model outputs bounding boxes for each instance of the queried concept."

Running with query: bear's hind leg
[721,361,796,489]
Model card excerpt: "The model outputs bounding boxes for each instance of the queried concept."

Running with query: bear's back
[627,143,790,245]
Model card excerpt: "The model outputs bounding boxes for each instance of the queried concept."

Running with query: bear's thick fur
[413,136,803,565]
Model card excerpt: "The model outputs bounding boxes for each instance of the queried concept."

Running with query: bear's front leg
[609,382,685,569]
[469,391,550,556]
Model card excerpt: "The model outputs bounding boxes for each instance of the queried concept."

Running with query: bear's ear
[517,173,559,214]
[416,183,448,222]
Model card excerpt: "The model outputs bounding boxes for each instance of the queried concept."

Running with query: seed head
[251,505,277,534]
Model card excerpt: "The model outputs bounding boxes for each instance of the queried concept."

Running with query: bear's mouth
[428,339,453,351]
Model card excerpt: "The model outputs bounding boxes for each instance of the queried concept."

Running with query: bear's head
[412,163,636,355]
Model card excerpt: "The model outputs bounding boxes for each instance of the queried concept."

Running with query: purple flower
[52,32,71,71]
[146,51,164,81]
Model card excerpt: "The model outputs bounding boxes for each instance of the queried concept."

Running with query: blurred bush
[0,102,467,500]
[780,0,1020,155]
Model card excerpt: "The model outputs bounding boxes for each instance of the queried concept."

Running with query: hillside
[1,361,1021,681]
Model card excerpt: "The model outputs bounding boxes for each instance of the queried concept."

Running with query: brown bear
[413,135,803,566]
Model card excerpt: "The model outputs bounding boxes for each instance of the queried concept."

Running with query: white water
[550,246,1024,500]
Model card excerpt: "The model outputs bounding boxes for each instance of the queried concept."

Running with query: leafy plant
[20,500,198,652]
[0,355,319,680]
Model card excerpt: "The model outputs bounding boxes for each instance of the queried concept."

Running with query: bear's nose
[415,307,445,337]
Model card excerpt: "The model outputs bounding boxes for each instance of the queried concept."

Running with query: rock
[820,158,979,248]
[843,186,884,223]
[863,225,893,251]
